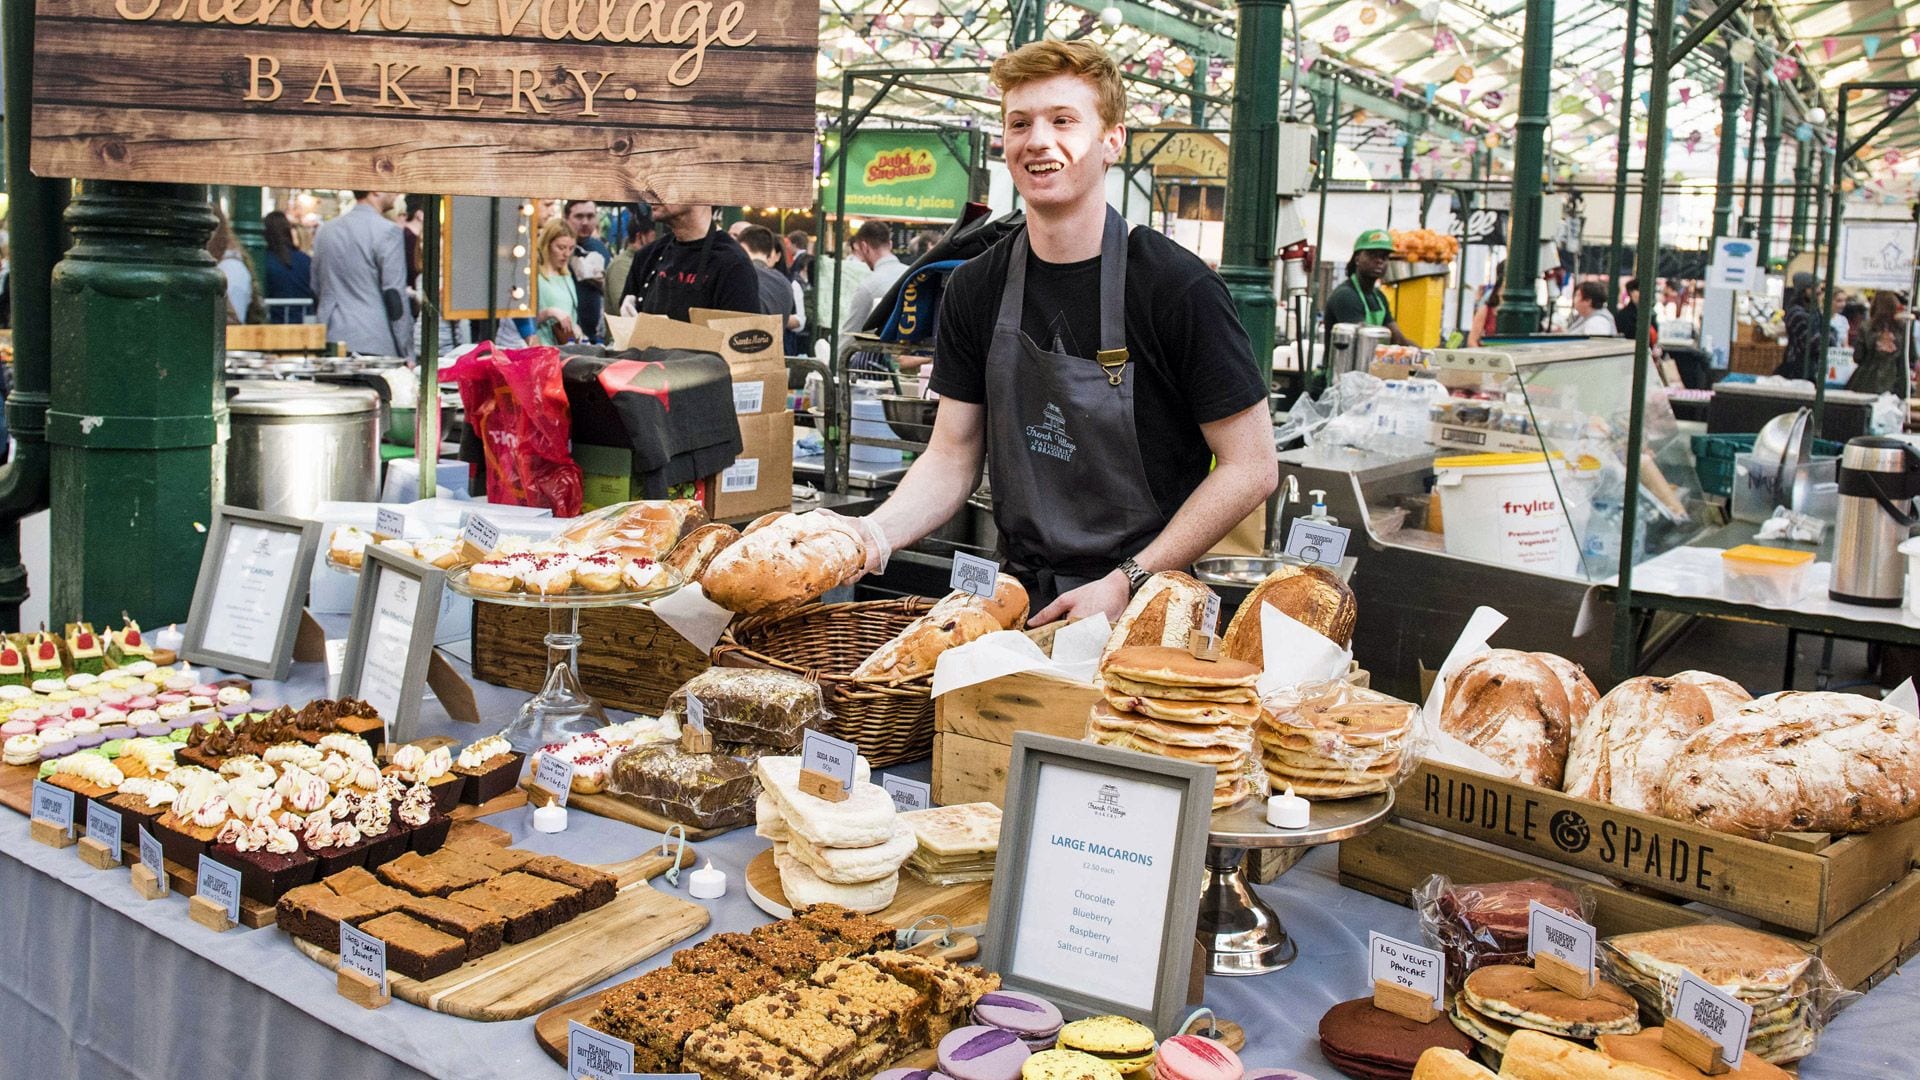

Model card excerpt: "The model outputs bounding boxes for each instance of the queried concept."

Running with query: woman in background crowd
[261,210,314,324]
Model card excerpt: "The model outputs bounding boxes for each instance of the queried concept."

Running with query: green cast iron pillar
[1218,0,1288,376]
[1605,0,1641,312]
[0,0,59,630]
[1010,0,1047,47]
[1741,84,1761,233]
[1711,59,1744,239]
[1789,134,1811,259]
[1757,83,1781,266]
[229,186,267,282]
[1494,0,1555,335]
[48,182,225,627]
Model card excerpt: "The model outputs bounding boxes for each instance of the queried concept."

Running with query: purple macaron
[1243,1072,1325,1080]
[99,725,136,741]
[71,732,107,749]
[875,1072,955,1080]
[972,991,1064,1051]
[135,723,170,738]
[938,1026,1032,1080]
[39,740,77,759]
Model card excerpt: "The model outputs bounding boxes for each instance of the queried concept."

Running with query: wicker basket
[712,598,935,767]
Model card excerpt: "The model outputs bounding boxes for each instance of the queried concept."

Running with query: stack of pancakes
[1093,646,1261,809]
[1602,925,1818,1064]
[1257,681,1414,799]
[1451,965,1640,1065]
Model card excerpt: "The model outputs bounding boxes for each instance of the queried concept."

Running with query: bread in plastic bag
[665,668,826,750]
[1415,874,1595,995]
[1084,696,1264,810]
[1258,678,1421,799]
[559,499,706,561]
[1599,924,1856,1065]
[607,743,756,830]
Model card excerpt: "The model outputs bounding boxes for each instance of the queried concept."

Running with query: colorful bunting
[1821,37,1837,60]
[1392,76,1406,96]
[1434,27,1458,52]
[1453,64,1474,83]
[1795,122,1813,141]
[1360,5,1378,24]
[1774,56,1798,80]
[1424,82,1439,103]
[1333,24,1351,43]
[1863,36,1880,59]
[1460,87,1472,104]
[1678,86,1691,104]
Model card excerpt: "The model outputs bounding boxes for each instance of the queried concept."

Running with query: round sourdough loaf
[1563,676,1716,809]
[1101,572,1213,664]
[1440,649,1574,787]
[1657,690,1920,838]
[1219,563,1359,662]
[1530,652,1599,729]
[1668,669,1752,719]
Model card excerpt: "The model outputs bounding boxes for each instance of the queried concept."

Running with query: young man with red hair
[839,40,1276,622]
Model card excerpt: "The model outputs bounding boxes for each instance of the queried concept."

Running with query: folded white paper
[1255,604,1353,699]
[930,613,1111,698]
[646,582,734,654]
[1887,678,1918,720]
[1417,606,1516,777]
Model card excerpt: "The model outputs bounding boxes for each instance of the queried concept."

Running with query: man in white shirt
[843,221,907,330]
[1566,281,1618,335]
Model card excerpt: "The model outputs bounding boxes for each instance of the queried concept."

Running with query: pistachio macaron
[1057,1016,1156,1074]
[1022,1049,1123,1080]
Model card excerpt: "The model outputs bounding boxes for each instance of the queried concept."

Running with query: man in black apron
[835,40,1277,623]
[614,202,764,322]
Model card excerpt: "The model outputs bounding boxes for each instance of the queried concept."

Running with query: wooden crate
[470,602,710,717]
[1728,340,1784,375]
[226,323,326,352]
[1389,761,1920,935]
[934,663,1371,808]
[1339,821,1920,993]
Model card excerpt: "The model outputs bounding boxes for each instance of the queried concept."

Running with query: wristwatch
[1116,557,1151,594]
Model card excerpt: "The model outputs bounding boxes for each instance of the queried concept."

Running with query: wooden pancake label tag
[1369,931,1442,1023]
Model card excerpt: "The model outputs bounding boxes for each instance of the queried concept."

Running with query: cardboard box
[604,308,784,373]
[729,356,787,416]
[705,410,794,520]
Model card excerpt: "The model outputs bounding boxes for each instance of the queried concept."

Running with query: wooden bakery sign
[28,0,817,203]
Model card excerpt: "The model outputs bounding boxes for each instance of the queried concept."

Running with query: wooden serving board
[291,846,707,1021]
[534,933,982,1064]
[523,781,734,842]
[744,847,992,935]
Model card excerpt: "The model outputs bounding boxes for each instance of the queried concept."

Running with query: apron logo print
[1025,402,1077,462]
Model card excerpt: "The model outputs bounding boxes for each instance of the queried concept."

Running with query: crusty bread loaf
[1531,652,1599,730]
[850,575,1028,683]
[562,499,705,561]
[1101,571,1213,663]
[1411,1048,1498,1080]
[1498,1030,1678,1080]
[1563,677,1715,809]
[1657,690,1920,838]
[1220,563,1358,664]
[698,512,865,614]
[664,523,741,582]
[1440,649,1573,787]
[1668,670,1752,719]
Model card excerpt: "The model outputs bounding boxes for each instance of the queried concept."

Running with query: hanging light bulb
[1807,106,1828,125]
[1098,6,1123,29]
[511,244,527,258]
[1728,38,1754,65]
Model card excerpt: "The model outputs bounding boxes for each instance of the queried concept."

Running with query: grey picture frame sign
[181,505,323,681]
[337,545,448,746]
[982,732,1214,1039]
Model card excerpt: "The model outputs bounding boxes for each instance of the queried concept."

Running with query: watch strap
[1117,557,1150,593]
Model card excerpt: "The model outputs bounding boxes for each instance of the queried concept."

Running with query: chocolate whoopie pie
[1317,997,1476,1080]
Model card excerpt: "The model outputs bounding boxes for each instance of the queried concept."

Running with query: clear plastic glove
[810,508,891,578]
[619,294,639,317]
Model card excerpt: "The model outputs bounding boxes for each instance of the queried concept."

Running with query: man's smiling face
[1003,73,1123,214]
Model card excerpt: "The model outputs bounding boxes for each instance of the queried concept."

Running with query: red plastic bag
[444,342,583,517]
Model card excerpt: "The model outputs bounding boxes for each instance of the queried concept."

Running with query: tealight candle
[1267,785,1310,829]
[688,859,727,900]
[154,624,185,653]
[532,803,568,833]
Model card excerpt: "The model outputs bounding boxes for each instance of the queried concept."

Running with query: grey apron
[985,207,1167,609]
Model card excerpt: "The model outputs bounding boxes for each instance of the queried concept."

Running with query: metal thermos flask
[1354,325,1392,372]
[1830,436,1920,606]
[1328,323,1358,375]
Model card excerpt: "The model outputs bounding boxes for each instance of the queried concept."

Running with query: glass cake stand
[1199,790,1394,976]
[447,566,684,750]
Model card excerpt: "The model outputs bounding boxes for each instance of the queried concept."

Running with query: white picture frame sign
[181,506,322,680]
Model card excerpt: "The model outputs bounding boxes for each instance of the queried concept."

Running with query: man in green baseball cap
[1322,228,1412,348]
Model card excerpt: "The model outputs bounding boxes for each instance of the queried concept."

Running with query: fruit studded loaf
[699,512,865,614]
[1440,649,1573,787]
[1101,571,1214,664]
[1531,652,1599,730]
[1657,690,1920,838]
[1219,563,1359,663]
[849,575,1029,683]
[1669,669,1752,718]
[561,499,706,561]
[1563,676,1716,810]
[663,522,741,581]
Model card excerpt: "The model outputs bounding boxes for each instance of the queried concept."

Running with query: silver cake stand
[447,566,683,750]
[1198,790,1393,976]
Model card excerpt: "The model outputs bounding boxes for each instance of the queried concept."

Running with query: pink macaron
[1155,1036,1244,1080]
[127,695,158,710]
[0,719,32,736]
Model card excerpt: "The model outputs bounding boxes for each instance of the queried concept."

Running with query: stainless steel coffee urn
[1354,324,1393,372]
[1327,323,1358,376]
[1830,436,1920,606]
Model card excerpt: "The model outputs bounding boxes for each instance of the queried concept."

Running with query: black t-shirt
[1322,276,1392,334]
[616,232,765,321]
[929,226,1268,521]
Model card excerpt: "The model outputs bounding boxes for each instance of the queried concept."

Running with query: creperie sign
[30,0,817,204]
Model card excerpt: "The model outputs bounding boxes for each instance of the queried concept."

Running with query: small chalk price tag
[1370,932,1444,1002]
[684,694,707,734]
[949,551,1000,599]
[533,753,576,808]
[340,920,389,995]
[85,801,123,864]
[569,1019,636,1080]
[140,826,165,879]
[1673,971,1752,1065]
[30,780,75,835]
[1201,593,1222,637]
[197,854,243,923]
[882,774,931,812]
[1285,519,1352,567]
[1528,900,1597,993]
[802,730,858,791]
[375,508,407,539]
[462,513,500,553]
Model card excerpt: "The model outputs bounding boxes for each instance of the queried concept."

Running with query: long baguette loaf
[664,523,741,582]
[698,512,865,614]
[850,574,1029,683]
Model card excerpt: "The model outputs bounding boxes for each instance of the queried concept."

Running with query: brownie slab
[377,851,461,897]
[519,855,616,913]
[398,895,507,960]
[358,912,466,981]
[422,849,500,892]
[276,883,378,950]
